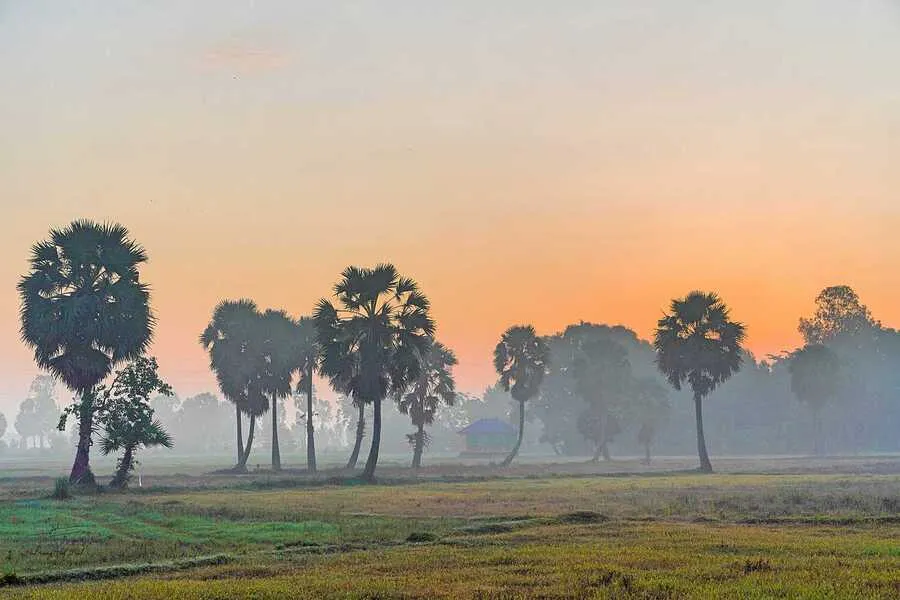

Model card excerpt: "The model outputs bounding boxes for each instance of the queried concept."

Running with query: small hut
[458,418,516,456]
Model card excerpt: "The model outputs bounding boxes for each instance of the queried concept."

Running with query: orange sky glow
[1,2,898,414]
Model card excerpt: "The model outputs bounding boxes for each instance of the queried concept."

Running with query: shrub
[52,477,72,500]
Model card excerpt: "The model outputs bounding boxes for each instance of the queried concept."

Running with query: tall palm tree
[200,299,267,471]
[654,291,745,473]
[18,220,154,485]
[788,344,841,456]
[257,309,303,471]
[397,340,457,469]
[493,325,550,467]
[295,317,320,473]
[314,264,435,481]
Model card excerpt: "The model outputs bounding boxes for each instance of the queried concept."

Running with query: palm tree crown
[398,340,457,428]
[654,291,745,398]
[18,220,154,393]
[493,325,550,403]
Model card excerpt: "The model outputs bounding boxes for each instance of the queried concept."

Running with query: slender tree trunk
[235,404,245,471]
[412,423,425,469]
[347,403,365,469]
[240,415,256,467]
[111,445,135,489]
[69,389,96,486]
[362,398,382,481]
[502,399,526,467]
[813,408,822,457]
[306,371,316,473]
[271,395,281,471]
[694,392,713,473]
[591,409,608,463]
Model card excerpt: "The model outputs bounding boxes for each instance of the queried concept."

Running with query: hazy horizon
[2,1,898,417]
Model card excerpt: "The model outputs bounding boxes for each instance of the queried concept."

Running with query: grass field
[2,457,900,598]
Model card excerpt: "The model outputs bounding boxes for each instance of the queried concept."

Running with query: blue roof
[458,418,516,435]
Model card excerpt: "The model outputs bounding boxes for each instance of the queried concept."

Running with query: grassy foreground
[2,467,900,598]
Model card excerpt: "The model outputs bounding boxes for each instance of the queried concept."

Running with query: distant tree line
[13,219,900,481]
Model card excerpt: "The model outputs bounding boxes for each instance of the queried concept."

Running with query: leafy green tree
[654,291,745,473]
[493,325,550,467]
[397,340,457,468]
[788,344,841,456]
[19,220,154,484]
[294,317,320,472]
[632,378,670,465]
[200,300,268,471]
[94,357,173,488]
[315,264,435,481]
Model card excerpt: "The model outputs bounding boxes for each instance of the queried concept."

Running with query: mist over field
[1,1,899,598]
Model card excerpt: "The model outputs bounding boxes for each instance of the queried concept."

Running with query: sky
[1,1,898,418]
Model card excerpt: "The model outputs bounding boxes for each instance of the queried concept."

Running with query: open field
[2,457,900,598]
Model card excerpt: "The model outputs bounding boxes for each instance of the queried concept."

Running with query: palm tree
[788,344,841,456]
[18,220,154,485]
[314,264,435,481]
[200,300,267,471]
[397,340,457,469]
[493,325,550,467]
[257,309,303,471]
[654,291,745,473]
[295,317,320,473]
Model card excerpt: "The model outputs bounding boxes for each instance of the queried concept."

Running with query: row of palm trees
[18,220,746,483]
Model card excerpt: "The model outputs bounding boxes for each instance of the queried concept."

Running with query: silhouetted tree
[632,378,670,464]
[799,285,877,345]
[569,330,632,462]
[654,291,745,473]
[295,317,320,472]
[397,340,457,468]
[200,300,268,471]
[493,325,550,467]
[94,357,173,488]
[19,220,153,485]
[315,264,435,480]
[15,375,59,449]
[258,309,304,471]
[788,344,841,456]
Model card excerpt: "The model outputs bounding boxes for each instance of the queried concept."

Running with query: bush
[52,477,72,500]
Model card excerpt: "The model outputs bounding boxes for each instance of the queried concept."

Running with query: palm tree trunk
[111,445,135,489]
[69,389,96,486]
[271,395,281,471]
[306,371,316,473]
[694,392,713,473]
[412,423,425,469]
[502,399,526,467]
[347,403,365,469]
[362,398,382,481]
[235,404,245,471]
[240,415,256,468]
